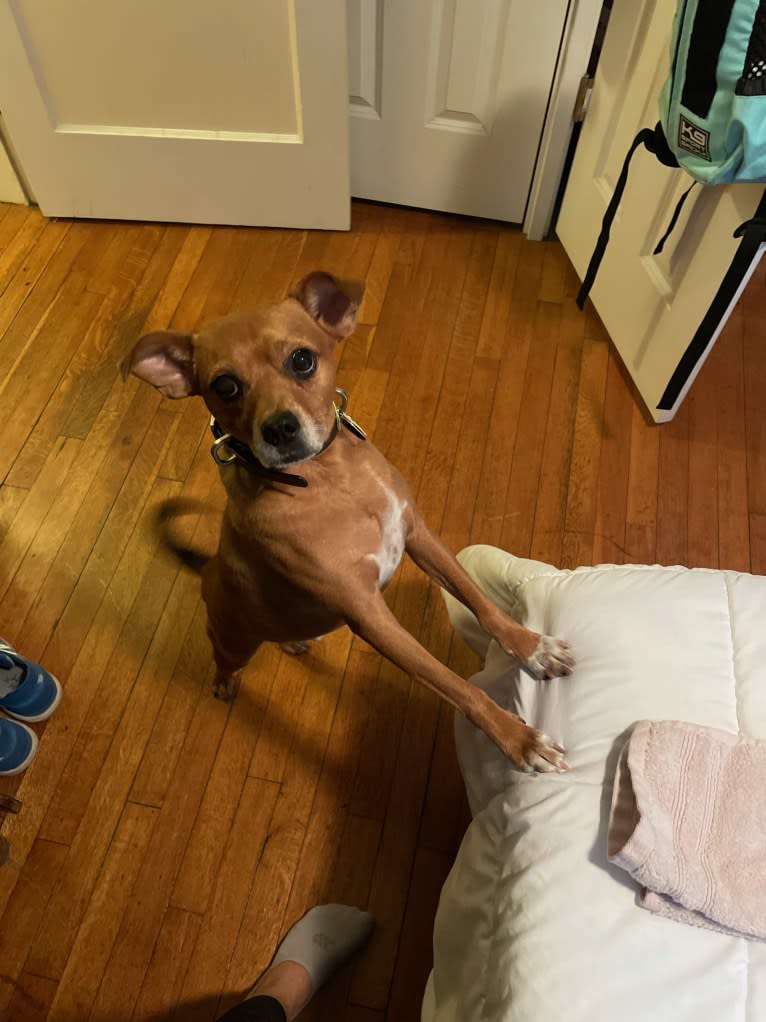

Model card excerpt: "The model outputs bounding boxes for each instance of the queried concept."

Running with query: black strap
[657,185,766,411]
[576,126,676,310]
[653,181,698,255]
[681,0,737,116]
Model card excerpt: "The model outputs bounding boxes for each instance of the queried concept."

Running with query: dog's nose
[261,411,301,449]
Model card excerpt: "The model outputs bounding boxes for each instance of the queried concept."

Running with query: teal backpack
[660,0,766,184]
[576,0,766,410]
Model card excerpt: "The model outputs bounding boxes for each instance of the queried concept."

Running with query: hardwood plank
[470,232,541,548]
[0,839,68,1018]
[225,640,362,1005]
[80,682,232,1020]
[171,778,281,1021]
[0,483,26,545]
[560,335,610,568]
[537,238,570,304]
[132,907,203,1022]
[3,971,57,1022]
[0,475,183,925]
[385,847,454,1022]
[12,401,180,666]
[742,258,766,516]
[437,356,498,553]
[499,300,561,557]
[656,400,689,565]
[529,295,585,565]
[686,349,719,568]
[170,643,281,914]
[290,809,381,1021]
[0,207,46,298]
[417,699,467,855]
[20,557,201,978]
[229,228,306,317]
[413,226,499,535]
[713,311,750,572]
[365,211,432,376]
[45,803,157,1022]
[247,646,324,786]
[0,437,82,609]
[349,683,440,1011]
[590,353,633,565]
[142,226,213,333]
[0,220,70,343]
[279,648,381,920]
[0,277,103,483]
[750,512,766,574]
[0,203,33,254]
[39,479,183,845]
[474,228,524,360]
[128,602,213,809]
[0,222,90,370]
[623,402,660,565]
[377,221,472,480]
[356,204,402,328]
[58,223,175,441]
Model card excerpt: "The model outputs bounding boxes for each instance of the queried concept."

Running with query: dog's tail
[153,497,212,575]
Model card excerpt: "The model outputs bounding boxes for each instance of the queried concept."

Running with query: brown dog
[122,272,573,771]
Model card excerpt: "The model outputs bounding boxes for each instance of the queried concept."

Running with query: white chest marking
[369,483,407,587]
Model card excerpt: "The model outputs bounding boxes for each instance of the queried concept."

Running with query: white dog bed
[421,546,766,1022]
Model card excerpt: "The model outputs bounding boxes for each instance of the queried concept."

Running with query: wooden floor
[0,199,765,1022]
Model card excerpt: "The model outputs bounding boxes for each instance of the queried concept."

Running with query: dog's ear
[119,330,198,398]
[290,271,364,340]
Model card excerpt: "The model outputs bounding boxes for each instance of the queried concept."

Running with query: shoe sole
[2,675,62,723]
[0,722,38,775]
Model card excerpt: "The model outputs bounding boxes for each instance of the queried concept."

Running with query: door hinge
[573,75,594,124]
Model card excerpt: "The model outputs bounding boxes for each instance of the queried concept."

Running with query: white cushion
[426,547,766,1022]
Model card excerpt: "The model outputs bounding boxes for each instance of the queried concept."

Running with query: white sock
[271,904,374,992]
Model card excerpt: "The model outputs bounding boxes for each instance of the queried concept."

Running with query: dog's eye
[289,348,317,378]
[211,374,241,402]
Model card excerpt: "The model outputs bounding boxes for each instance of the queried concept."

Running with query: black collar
[209,389,366,488]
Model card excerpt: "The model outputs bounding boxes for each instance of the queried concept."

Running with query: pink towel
[607,719,766,941]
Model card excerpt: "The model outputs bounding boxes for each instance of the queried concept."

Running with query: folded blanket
[607,719,766,941]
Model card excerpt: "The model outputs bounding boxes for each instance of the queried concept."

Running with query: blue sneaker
[0,716,38,775]
[0,638,62,723]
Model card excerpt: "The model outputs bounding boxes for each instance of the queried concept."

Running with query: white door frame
[523,0,604,240]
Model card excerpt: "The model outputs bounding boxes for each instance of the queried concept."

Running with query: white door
[556,0,765,422]
[0,0,350,229]
[347,0,571,223]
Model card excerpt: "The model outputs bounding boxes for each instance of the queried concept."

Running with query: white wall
[0,128,27,203]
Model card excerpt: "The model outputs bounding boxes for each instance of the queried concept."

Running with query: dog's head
[121,271,364,468]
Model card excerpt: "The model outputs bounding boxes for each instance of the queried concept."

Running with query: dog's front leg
[346,593,566,772]
[405,517,574,680]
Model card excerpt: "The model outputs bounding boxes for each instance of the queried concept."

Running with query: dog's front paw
[511,723,568,774]
[521,635,574,680]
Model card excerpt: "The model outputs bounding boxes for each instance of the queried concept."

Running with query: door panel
[0,0,350,228]
[556,0,764,422]
[348,0,569,223]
